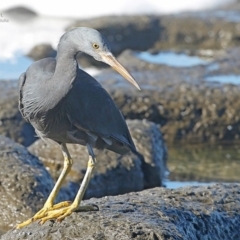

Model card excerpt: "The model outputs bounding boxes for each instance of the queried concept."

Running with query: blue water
[166,181,211,189]
[137,51,209,67]
[2,53,240,87]
[205,75,240,85]
[0,55,32,80]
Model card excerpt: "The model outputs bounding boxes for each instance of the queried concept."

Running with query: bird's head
[60,27,140,90]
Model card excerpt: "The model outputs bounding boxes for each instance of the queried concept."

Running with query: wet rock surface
[0,81,35,147]
[0,136,66,234]
[2,183,240,240]
[28,119,167,200]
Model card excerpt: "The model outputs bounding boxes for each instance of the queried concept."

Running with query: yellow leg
[16,143,73,229]
[39,152,97,224]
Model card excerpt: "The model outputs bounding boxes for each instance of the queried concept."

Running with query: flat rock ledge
[2,183,240,240]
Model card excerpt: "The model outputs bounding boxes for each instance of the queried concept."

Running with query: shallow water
[167,142,240,183]
[136,51,210,67]
[205,75,240,85]
[0,54,101,80]
[0,54,32,79]
[165,180,211,189]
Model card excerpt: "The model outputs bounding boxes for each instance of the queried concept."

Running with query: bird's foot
[16,202,98,229]
[16,201,71,229]
[38,204,98,225]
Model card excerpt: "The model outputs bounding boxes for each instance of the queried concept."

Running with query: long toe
[16,218,34,229]
[16,201,72,229]
[39,204,99,225]
[39,206,76,225]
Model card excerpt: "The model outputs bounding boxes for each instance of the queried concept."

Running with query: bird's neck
[54,45,78,82]
[42,45,79,110]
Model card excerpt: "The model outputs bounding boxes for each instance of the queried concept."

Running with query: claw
[75,204,99,212]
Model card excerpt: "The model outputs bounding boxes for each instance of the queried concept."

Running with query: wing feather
[66,69,136,152]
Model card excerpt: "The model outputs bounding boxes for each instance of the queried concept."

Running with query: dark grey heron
[17,27,140,228]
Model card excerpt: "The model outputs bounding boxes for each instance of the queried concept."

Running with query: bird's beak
[100,52,141,90]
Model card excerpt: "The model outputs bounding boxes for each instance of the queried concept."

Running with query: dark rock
[2,183,240,239]
[222,0,240,10]
[67,15,162,55]
[66,11,240,56]
[2,6,37,21]
[28,119,167,199]
[153,12,240,51]
[0,81,35,147]
[127,120,167,189]
[0,136,66,234]
[27,44,56,61]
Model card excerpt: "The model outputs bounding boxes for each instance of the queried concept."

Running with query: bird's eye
[92,43,99,49]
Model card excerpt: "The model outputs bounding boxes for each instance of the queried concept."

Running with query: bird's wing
[18,58,57,122]
[65,70,135,151]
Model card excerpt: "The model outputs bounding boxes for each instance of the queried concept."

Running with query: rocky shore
[1,2,240,238]
[2,183,240,240]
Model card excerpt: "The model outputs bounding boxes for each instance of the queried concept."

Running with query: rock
[2,183,240,239]
[2,6,37,21]
[66,11,240,56]
[153,12,240,51]
[127,120,167,189]
[67,15,162,55]
[0,81,35,147]
[27,44,56,61]
[222,0,240,10]
[28,119,167,199]
[0,136,67,234]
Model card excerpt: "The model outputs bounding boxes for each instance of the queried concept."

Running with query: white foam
[0,16,71,60]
